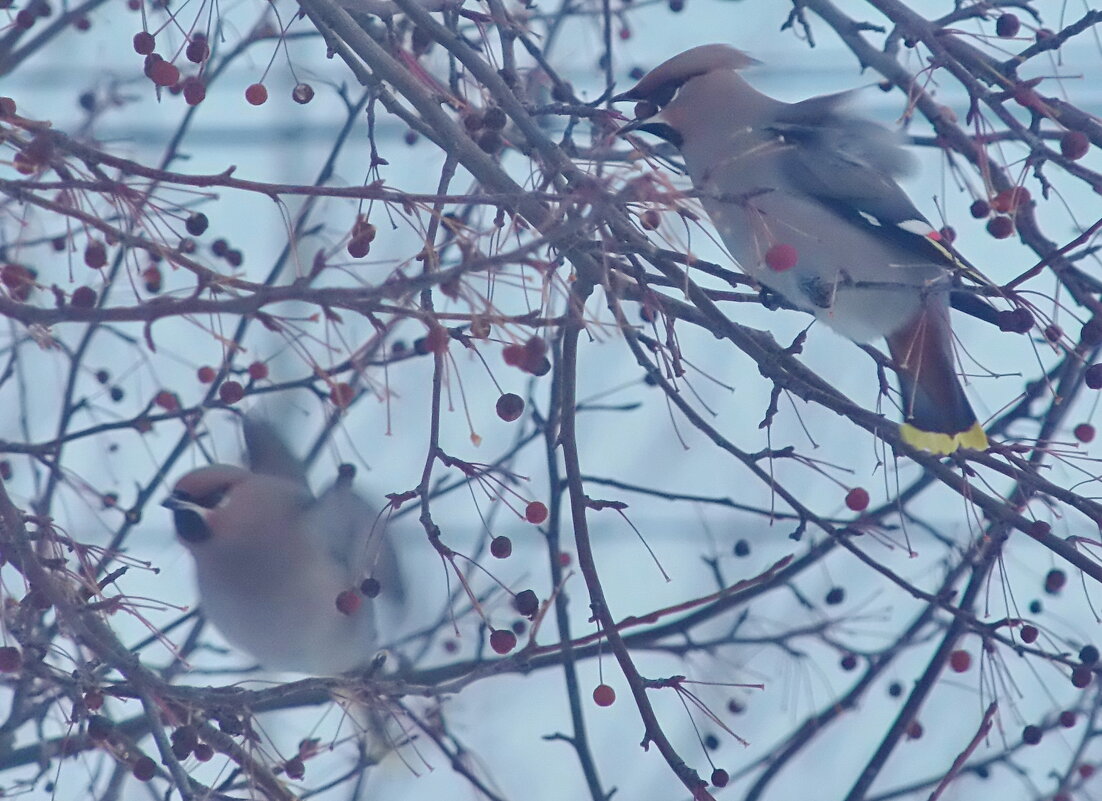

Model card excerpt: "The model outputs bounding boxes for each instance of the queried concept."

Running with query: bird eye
[633,100,658,120]
[649,81,681,109]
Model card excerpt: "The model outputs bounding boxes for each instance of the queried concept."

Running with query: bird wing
[312,479,407,606]
[768,94,962,268]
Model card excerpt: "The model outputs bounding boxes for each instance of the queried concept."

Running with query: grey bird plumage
[616,44,988,454]
[162,418,403,674]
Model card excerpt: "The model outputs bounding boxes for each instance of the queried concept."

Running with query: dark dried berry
[496,393,524,422]
[476,129,503,154]
[185,212,208,236]
[514,589,539,617]
[482,106,506,130]
[986,216,1014,239]
[997,307,1033,334]
[995,13,1020,38]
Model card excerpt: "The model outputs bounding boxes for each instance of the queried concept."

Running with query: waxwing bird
[615,44,989,455]
[162,418,404,674]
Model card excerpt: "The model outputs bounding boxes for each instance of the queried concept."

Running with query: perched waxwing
[162,418,404,674]
[615,44,989,455]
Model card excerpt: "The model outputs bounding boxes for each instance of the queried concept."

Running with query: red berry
[1075,423,1095,443]
[1080,763,1096,778]
[764,243,798,272]
[496,393,524,422]
[70,286,97,308]
[987,216,1015,239]
[1061,131,1090,160]
[525,501,548,524]
[640,209,661,230]
[185,38,210,63]
[1022,724,1042,745]
[196,366,216,384]
[1029,521,1051,538]
[992,187,1030,213]
[245,83,268,105]
[502,343,526,367]
[1045,568,1066,594]
[906,720,923,739]
[1020,624,1038,643]
[360,577,381,597]
[83,690,103,710]
[84,240,107,269]
[489,628,517,654]
[330,382,354,408]
[335,589,361,615]
[132,31,155,55]
[0,646,22,672]
[490,536,512,559]
[840,653,858,671]
[132,755,157,781]
[845,487,869,512]
[149,59,180,88]
[711,768,729,788]
[218,380,244,404]
[347,236,370,259]
[1087,364,1102,389]
[1072,667,1093,688]
[949,649,971,672]
[247,361,268,381]
[153,390,178,411]
[1059,710,1077,728]
[592,684,616,706]
[194,743,214,761]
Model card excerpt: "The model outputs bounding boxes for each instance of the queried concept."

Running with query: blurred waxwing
[615,44,989,455]
[162,418,405,674]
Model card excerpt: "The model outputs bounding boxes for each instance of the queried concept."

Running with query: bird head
[613,44,760,147]
[161,465,251,545]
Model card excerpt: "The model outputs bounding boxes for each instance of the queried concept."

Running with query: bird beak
[161,493,199,513]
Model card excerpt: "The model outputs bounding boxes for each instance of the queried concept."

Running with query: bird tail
[885,305,988,455]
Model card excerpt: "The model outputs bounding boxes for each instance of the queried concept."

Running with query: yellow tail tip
[900,422,989,455]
